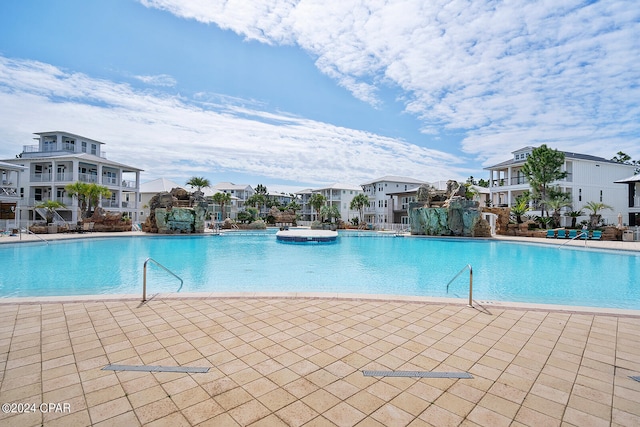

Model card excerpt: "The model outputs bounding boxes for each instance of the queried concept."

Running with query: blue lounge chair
[567,230,578,239]
[557,229,567,239]
[546,230,555,238]
[580,230,589,239]
[590,230,602,240]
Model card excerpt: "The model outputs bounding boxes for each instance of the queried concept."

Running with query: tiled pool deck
[0,232,639,426]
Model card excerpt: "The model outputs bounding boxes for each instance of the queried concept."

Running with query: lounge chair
[546,230,555,238]
[580,230,589,239]
[567,230,578,239]
[557,229,567,239]
[590,230,602,240]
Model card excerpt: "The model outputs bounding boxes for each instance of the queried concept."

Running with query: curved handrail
[142,257,184,301]
[446,264,473,307]
[21,228,49,245]
[558,232,587,248]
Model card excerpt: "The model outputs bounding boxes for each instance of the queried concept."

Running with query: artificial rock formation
[142,188,207,234]
[410,180,486,237]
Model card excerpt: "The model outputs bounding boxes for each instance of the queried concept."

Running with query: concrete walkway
[0,296,639,426]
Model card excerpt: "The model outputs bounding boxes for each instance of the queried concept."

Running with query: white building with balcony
[1,131,142,226]
[314,183,363,223]
[361,176,427,229]
[0,161,25,230]
[212,182,254,220]
[486,146,636,227]
[614,173,640,227]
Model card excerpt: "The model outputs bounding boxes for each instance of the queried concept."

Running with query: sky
[0,0,639,194]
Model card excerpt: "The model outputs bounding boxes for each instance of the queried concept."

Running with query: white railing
[102,177,119,186]
[31,173,52,182]
[55,172,74,182]
[121,180,137,188]
[0,186,18,197]
[634,196,640,208]
[78,173,98,183]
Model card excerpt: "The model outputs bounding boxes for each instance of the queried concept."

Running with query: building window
[81,141,87,153]
[579,189,582,202]
[600,190,603,202]
[91,144,97,155]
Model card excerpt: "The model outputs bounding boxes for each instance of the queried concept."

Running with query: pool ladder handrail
[446,264,473,307]
[21,228,49,245]
[558,231,588,248]
[142,257,184,302]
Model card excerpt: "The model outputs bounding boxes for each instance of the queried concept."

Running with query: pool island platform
[275,227,338,243]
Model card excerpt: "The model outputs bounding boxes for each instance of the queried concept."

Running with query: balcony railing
[0,186,18,197]
[55,172,74,182]
[633,196,640,208]
[121,180,137,189]
[103,177,119,186]
[31,173,52,182]
[78,173,98,183]
[491,173,573,187]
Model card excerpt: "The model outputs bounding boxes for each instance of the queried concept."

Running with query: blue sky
[1,0,638,193]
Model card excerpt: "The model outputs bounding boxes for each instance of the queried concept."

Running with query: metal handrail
[446,264,473,307]
[558,232,587,248]
[20,228,49,245]
[142,257,184,301]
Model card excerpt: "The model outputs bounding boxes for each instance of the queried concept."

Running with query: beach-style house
[1,131,142,226]
[486,147,636,227]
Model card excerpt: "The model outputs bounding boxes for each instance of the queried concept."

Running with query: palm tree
[565,210,584,228]
[186,177,210,192]
[308,193,326,222]
[36,200,66,224]
[65,181,110,218]
[583,201,613,228]
[349,194,369,226]
[86,183,112,217]
[546,194,572,228]
[212,192,232,221]
[320,204,341,223]
[510,197,530,224]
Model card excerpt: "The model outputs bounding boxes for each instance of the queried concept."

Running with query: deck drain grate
[362,370,473,379]
[630,376,640,382]
[103,364,209,373]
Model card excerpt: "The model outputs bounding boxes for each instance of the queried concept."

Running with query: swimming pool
[1,232,639,309]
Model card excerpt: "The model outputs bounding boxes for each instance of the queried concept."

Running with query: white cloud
[133,74,177,87]
[139,0,640,163]
[0,56,464,186]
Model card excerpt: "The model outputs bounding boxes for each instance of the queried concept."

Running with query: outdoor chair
[567,230,578,239]
[590,230,602,240]
[557,229,567,238]
[546,230,555,238]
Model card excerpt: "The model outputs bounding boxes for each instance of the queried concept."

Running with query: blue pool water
[0,231,638,309]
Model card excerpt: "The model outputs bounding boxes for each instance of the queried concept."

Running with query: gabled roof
[0,161,26,170]
[314,183,363,191]
[140,178,183,194]
[34,131,105,145]
[360,176,426,186]
[485,148,628,169]
[614,173,640,183]
[213,182,253,191]
[2,152,143,172]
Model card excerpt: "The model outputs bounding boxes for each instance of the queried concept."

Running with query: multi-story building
[486,146,636,227]
[0,161,25,230]
[212,182,254,220]
[314,183,363,224]
[1,131,142,225]
[295,188,315,222]
[361,176,427,229]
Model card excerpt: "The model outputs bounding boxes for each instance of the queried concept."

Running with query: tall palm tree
[86,183,112,217]
[65,181,110,218]
[349,194,369,226]
[308,193,326,221]
[212,192,232,220]
[186,177,210,192]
